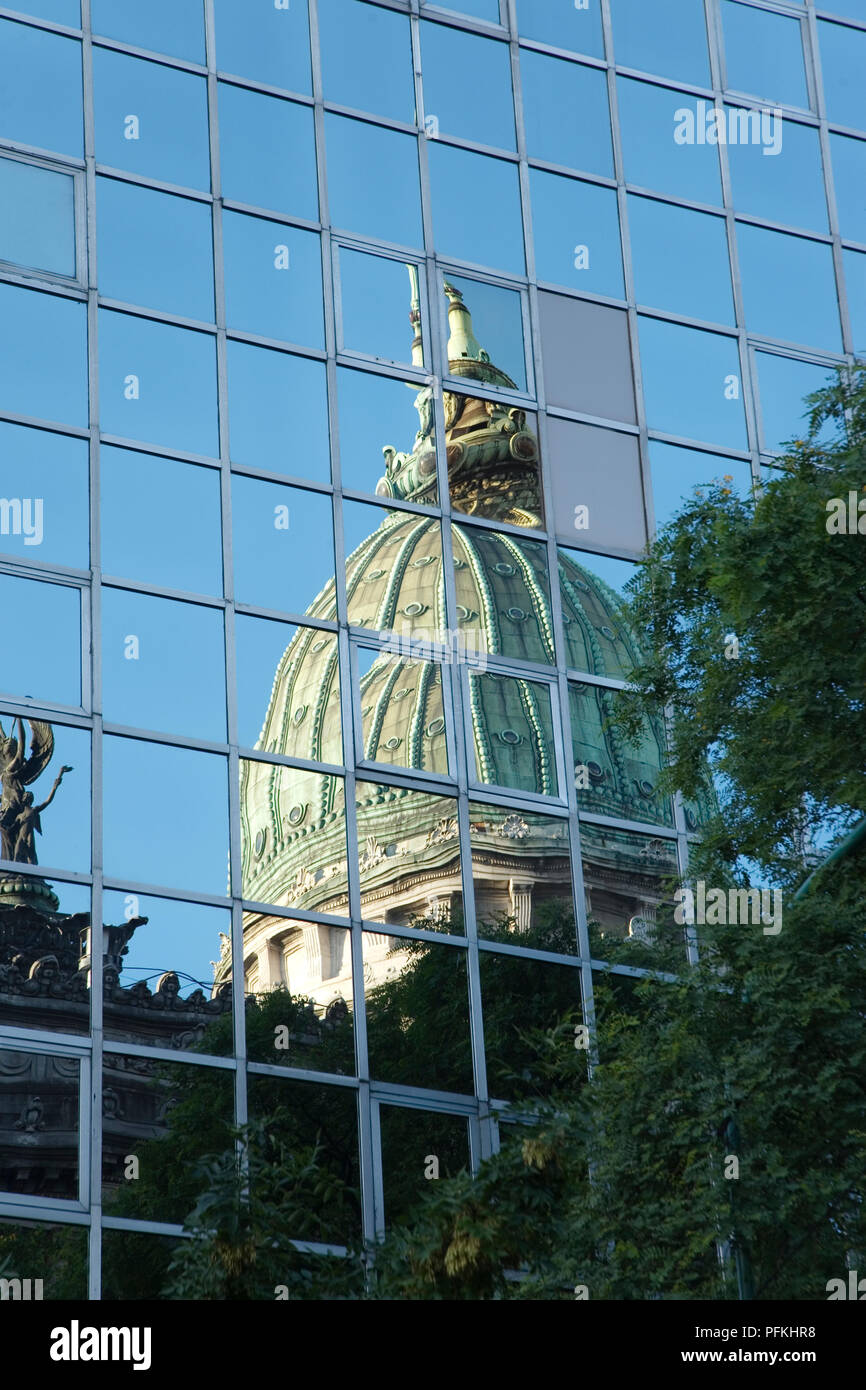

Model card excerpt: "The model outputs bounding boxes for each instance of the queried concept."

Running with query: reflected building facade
[0,0,861,1299]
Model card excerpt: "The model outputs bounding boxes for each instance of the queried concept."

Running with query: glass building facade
[0,0,862,1298]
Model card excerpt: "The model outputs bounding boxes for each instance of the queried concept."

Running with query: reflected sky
[736,224,842,351]
[214,0,311,94]
[231,474,335,615]
[648,440,752,531]
[101,447,222,594]
[754,353,837,453]
[0,422,89,569]
[817,19,866,133]
[617,76,722,206]
[103,736,229,896]
[514,0,603,58]
[325,114,422,250]
[639,316,748,450]
[830,133,866,245]
[521,50,612,178]
[421,20,515,150]
[530,170,623,296]
[0,283,87,428]
[721,1,808,108]
[726,114,828,233]
[0,19,82,157]
[97,177,214,321]
[0,575,80,707]
[102,588,227,742]
[102,889,231,1003]
[843,249,866,353]
[428,144,524,274]
[319,0,414,123]
[224,213,323,348]
[219,84,317,218]
[628,196,734,326]
[98,309,218,456]
[227,342,330,483]
[610,0,710,86]
[91,0,205,62]
[94,48,209,190]
[339,249,424,365]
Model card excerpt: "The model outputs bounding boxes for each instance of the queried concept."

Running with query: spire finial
[407,264,424,368]
[444,281,488,365]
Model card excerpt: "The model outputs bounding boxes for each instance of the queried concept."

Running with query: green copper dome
[239,283,681,928]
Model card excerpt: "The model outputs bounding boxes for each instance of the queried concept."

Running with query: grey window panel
[539,292,637,425]
[547,418,647,554]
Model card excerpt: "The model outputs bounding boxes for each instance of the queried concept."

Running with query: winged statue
[0,718,72,866]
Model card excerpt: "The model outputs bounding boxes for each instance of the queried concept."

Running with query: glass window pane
[338,249,424,365]
[737,224,842,351]
[558,546,642,678]
[570,681,673,828]
[319,0,414,123]
[530,169,623,296]
[104,736,229,895]
[521,51,612,177]
[421,21,515,150]
[0,575,80,707]
[0,714,90,872]
[101,446,222,594]
[628,196,734,325]
[218,84,317,219]
[243,922,353,1075]
[726,111,827,233]
[355,647,450,775]
[364,933,473,1091]
[722,1,808,108]
[356,782,463,930]
[429,144,524,274]
[453,523,553,664]
[0,422,89,569]
[0,156,75,277]
[325,114,421,249]
[818,19,866,132]
[611,0,710,86]
[0,1050,80,1200]
[93,49,210,191]
[336,366,439,505]
[648,441,752,529]
[98,309,218,456]
[469,800,577,954]
[226,342,330,483]
[100,891,233,1054]
[480,953,584,1098]
[223,213,323,348]
[97,178,214,320]
[102,588,226,741]
[843,247,866,353]
[380,1105,470,1228]
[342,500,443,631]
[442,272,527,393]
[638,317,748,449]
[514,0,604,59]
[468,671,559,796]
[231,475,335,615]
[820,0,866,19]
[244,625,342,764]
[830,132,866,244]
[754,353,837,454]
[0,20,82,158]
[235,616,341,756]
[0,283,87,428]
[0,1221,87,1300]
[249,1078,361,1246]
[580,822,684,970]
[17,1,80,22]
[241,763,347,913]
[91,0,205,62]
[447,394,543,525]
[539,292,635,422]
[425,0,501,20]
[547,419,647,551]
[101,1057,234,1225]
[214,0,311,93]
[617,77,723,206]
